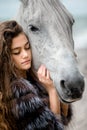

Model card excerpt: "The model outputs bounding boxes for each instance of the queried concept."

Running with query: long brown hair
[0,20,38,100]
[0,92,12,130]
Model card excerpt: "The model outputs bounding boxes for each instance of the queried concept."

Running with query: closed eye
[11,51,20,55]
[29,25,40,32]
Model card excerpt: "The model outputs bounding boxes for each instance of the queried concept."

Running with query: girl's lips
[21,60,31,64]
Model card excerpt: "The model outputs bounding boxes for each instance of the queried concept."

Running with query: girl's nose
[21,50,28,58]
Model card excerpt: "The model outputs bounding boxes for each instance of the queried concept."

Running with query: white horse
[16,0,85,103]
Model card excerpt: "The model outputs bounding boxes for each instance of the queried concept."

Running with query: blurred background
[62,0,87,50]
[0,0,87,130]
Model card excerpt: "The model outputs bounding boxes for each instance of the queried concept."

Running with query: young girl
[0,20,71,130]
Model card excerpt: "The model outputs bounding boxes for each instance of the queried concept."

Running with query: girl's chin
[22,65,31,70]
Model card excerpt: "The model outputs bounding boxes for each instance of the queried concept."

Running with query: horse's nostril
[60,80,69,90]
[60,80,65,89]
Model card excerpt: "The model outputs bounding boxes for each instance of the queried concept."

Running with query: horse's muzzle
[60,75,85,103]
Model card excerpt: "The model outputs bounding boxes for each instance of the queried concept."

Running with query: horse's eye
[29,25,39,32]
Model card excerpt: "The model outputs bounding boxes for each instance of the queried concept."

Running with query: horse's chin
[60,96,81,104]
[58,93,82,104]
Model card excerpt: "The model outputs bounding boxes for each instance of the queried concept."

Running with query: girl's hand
[37,64,69,117]
[37,64,61,114]
[37,64,55,93]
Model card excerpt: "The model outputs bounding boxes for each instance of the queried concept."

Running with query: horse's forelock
[37,0,74,47]
[21,0,74,41]
[20,0,74,26]
[19,0,74,49]
[20,0,74,23]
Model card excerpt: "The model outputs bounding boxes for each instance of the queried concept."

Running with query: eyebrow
[11,41,29,50]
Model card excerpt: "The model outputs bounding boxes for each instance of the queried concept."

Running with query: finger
[46,70,50,79]
[37,65,46,82]
[37,65,43,75]
[37,67,42,81]
[41,65,46,77]
[41,65,49,77]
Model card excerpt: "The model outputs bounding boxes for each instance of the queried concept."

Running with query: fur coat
[5,78,72,130]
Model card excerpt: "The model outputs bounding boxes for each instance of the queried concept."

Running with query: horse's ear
[19,0,28,6]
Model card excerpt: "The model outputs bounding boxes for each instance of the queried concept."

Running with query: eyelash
[12,52,20,55]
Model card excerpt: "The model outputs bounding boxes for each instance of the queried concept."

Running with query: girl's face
[11,33,32,71]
